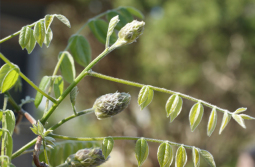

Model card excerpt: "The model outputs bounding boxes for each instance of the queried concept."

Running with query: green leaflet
[138,86,154,110]
[192,147,200,167]
[89,19,117,44]
[34,20,46,47]
[157,142,173,167]
[58,51,76,83]
[69,35,91,67]
[25,28,37,54]
[0,64,11,89]
[165,94,183,122]
[189,102,204,132]
[219,111,231,134]
[19,26,31,49]
[233,107,247,114]
[0,129,13,159]
[44,27,53,48]
[44,14,55,32]
[240,114,255,120]
[119,7,134,23]
[199,149,216,167]
[34,76,50,108]
[55,14,71,28]
[175,145,187,167]
[4,110,15,136]
[125,6,144,19]
[102,137,114,159]
[135,138,149,166]
[53,76,64,99]
[207,108,217,137]
[232,114,246,128]
[1,66,20,93]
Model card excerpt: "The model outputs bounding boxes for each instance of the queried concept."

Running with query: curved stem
[49,134,193,149]
[12,138,37,159]
[88,71,232,114]
[48,108,94,131]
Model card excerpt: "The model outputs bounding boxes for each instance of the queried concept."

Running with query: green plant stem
[48,108,94,131]
[43,140,50,165]
[5,92,20,112]
[88,71,232,115]
[40,47,115,124]
[50,134,193,149]
[11,138,37,159]
[56,163,69,167]
[0,53,57,104]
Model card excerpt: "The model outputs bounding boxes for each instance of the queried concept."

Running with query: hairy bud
[66,148,108,167]
[113,20,145,47]
[93,92,131,120]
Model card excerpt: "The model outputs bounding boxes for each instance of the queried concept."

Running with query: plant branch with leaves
[0,6,254,167]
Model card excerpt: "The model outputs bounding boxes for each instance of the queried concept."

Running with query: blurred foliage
[39,0,255,166]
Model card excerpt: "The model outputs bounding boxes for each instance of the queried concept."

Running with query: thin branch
[33,136,49,167]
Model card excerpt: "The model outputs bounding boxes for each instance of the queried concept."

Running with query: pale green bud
[66,148,108,167]
[93,92,131,120]
[114,20,145,47]
[107,15,119,37]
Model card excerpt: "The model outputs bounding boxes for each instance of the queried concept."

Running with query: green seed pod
[66,148,108,167]
[114,20,145,47]
[93,92,131,120]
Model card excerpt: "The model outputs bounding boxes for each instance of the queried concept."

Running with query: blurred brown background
[1,0,255,166]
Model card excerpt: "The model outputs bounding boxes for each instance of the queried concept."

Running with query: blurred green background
[3,0,255,166]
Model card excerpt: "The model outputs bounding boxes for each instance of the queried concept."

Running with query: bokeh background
[1,0,255,166]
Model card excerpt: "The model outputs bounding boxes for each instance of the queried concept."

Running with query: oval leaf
[175,145,187,167]
[199,149,216,167]
[44,14,55,32]
[192,147,200,167]
[119,7,134,22]
[233,107,247,114]
[34,76,50,108]
[1,66,20,93]
[207,108,217,137]
[59,51,76,83]
[19,26,31,49]
[219,111,231,134]
[125,6,144,19]
[189,102,204,132]
[135,138,149,166]
[5,110,15,136]
[240,114,255,120]
[232,114,246,129]
[102,137,114,159]
[157,142,173,167]
[55,14,71,28]
[165,94,183,122]
[69,35,91,67]
[0,64,11,89]
[34,20,46,47]
[138,86,154,110]
[44,27,53,48]
[25,28,37,54]
[53,76,64,99]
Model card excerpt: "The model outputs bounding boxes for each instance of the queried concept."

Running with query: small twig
[33,136,49,167]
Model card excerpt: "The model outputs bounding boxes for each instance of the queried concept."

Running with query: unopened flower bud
[93,92,131,120]
[113,20,145,47]
[66,148,108,167]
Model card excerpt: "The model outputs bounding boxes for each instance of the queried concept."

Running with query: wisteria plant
[0,6,254,167]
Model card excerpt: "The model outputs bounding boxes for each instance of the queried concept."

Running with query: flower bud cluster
[93,92,131,119]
